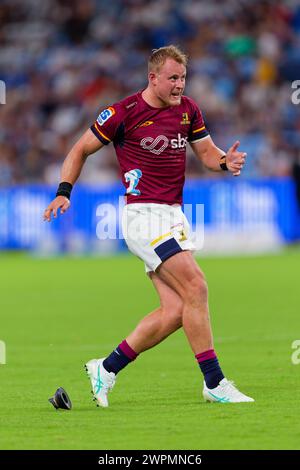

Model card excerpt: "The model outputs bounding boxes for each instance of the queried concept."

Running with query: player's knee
[185,272,208,306]
[171,305,183,328]
[162,299,183,328]
[165,309,182,330]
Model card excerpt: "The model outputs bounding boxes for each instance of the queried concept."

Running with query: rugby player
[44,45,254,405]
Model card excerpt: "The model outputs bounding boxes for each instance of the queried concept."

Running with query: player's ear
[149,71,158,86]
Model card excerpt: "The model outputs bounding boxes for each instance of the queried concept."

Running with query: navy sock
[103,340,138,375]
[196,349,225,389]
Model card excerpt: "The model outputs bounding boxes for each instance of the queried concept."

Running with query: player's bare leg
[126,272,183,353]
[85,273,183,407]
[157,251,213,354]
[157,250,254,403]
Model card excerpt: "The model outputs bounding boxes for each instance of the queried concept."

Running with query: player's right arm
[43,129,103,222]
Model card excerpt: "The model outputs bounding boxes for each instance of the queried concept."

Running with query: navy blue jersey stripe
[90,125,110,145]
[189,129,210,142]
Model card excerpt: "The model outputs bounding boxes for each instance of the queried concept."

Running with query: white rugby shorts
[122,203,195,273]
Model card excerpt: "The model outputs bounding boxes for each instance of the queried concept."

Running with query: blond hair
[148,45,188,73]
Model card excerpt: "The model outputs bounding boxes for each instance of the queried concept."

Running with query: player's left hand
[226,141,247,176]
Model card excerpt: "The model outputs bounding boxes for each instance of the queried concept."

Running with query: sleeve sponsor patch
[96,106,115,126]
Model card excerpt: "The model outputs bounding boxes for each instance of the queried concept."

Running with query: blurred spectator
[0,0,300,186]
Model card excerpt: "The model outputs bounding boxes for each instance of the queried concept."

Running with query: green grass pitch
[0,249,300,450]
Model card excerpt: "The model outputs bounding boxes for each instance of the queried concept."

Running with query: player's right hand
[43,196,70,222]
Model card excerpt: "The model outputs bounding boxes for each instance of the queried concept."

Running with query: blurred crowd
[0,0,300,186]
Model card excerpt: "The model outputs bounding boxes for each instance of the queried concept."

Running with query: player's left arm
[190,136,247,176]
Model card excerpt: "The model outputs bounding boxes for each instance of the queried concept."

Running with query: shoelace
[220,380,245,398]
[93,367,116,394]
[102,373,116,392]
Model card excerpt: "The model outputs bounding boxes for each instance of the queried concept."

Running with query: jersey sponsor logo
[181,112,190,125]
[170,133,188,149]
[139,120,154,127]
[124,168,143,196]
[140,135,169,155]
[96,106,115,126]
[140,133,187,154]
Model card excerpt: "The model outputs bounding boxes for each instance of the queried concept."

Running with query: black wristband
[220,154,228,171]
[56,182,73,200]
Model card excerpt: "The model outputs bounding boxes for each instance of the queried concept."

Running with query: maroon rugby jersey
[90,91,209,205]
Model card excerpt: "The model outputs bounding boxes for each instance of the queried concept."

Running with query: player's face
[151,58,186,107]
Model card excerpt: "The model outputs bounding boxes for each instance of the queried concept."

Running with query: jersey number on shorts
[124,169,142,196]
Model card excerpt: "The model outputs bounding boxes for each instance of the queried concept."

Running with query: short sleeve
[188,100,210,142]
[90,103,124,145]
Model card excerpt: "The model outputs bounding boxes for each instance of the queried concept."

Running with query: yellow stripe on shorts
[150,231,172,247]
